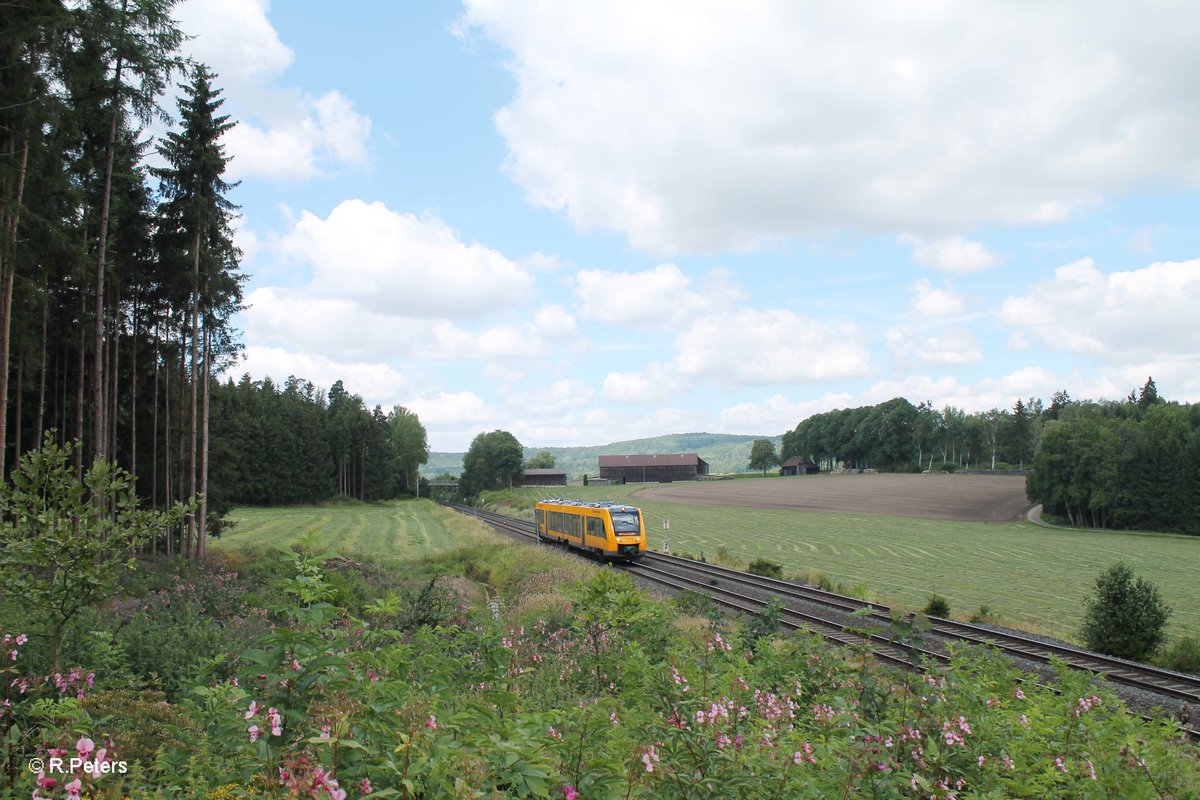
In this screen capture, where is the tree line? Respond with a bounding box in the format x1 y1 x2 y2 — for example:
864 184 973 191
1 3 437 554
206 376 430 520
2 1 241 558
780 395 1045 473
1027 381 1199 534
779 380 1198 535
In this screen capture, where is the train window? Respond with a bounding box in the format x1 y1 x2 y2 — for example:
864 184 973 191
587 518 605 538
611 511 640 533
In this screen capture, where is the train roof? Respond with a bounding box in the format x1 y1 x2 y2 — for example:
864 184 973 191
536 498 641 513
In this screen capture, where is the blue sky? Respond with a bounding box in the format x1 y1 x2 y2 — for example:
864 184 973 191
173 0 1200 452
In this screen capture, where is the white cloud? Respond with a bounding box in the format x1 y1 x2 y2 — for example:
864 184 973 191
1126 224 1165 254
460 1 1200 252
718 392 854 434
241 287 428 362
224 90 372 181
901 234 1002 274
575 264 741 325
277 200 534 318
227 345 413 403
602 363 682 404
674 309 871 385
176 0 292 82
176 1 372 182
406 391 492 427
508 379 595 416
887 325 983 367
998 257 1200 363
909 278 965 318
600 307 871 402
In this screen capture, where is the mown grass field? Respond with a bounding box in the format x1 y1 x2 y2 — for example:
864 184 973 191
500 483 1200 644
214 498 479 561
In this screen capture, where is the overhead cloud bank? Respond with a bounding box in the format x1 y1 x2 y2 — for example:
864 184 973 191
277 200 534 318
177 0 372 181
999 258 1200 363
460 1 1200 252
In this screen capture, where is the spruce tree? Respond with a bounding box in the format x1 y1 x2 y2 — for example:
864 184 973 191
153 63 239 558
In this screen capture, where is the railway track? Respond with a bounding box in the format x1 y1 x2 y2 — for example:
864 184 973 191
447 503 1200 737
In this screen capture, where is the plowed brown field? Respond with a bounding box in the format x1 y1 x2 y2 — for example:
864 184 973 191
636 473 1031 522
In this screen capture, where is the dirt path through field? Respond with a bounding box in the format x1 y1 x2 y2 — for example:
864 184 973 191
634 473 1031 522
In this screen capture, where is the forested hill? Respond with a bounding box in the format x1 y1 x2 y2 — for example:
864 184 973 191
423 432 783 479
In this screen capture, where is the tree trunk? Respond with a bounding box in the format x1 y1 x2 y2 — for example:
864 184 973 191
108 286 119 466
163 355 172 557
0 137 29 480
187 228 200 559
129 299 137 481
13 361 22 464
36 282 47 449
198 321 210 558
74 295 85 479
178 324 188 556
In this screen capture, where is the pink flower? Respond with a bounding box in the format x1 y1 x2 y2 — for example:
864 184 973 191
89 749 108 778
245 700 259 720
563 785 580 800
75 736 95 758
1055 756 1068 774
359 778 373 794
425 714 438 729
641 745 659 772
64 778 82 799
268 707 283 736
249 724 261 742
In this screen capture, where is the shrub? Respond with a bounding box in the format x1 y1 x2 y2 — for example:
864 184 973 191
1155 637 1200 676
969 602 994 623
81 688 203 770
747 558 783 579
672 590 714 616
924 593 951 618
1081 562 1171 661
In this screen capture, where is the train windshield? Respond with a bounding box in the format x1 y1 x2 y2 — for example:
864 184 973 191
610 511 640 533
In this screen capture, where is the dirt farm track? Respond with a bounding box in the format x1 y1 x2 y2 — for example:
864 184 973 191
635 473 1032 523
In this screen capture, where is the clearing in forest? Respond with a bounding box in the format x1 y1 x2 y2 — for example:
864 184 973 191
214 499 469 560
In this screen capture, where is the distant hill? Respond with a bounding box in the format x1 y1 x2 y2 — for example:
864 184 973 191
422 432 784 480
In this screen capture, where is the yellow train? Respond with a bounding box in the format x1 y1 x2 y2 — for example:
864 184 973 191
534 499 647 559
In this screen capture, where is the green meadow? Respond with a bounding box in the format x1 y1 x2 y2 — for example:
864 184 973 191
214 498 477 561
499 485 1200 644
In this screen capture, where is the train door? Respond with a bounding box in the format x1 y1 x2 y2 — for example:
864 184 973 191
586 516 606 552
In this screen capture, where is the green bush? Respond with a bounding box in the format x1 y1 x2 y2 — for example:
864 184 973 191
747 558 783 579
924 593 951 618
672 589 715 616
1081 562 1171 661
1154 636 1200 676
969 602 994 623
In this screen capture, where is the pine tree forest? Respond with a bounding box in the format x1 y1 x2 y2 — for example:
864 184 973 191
1 1 431 558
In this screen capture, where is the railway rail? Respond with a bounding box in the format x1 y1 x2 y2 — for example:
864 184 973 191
447 503 1200 738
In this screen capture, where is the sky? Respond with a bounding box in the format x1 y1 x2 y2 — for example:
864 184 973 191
171 0 1200 452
